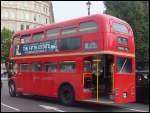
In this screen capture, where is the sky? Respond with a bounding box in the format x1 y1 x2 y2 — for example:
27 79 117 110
52 1 106 23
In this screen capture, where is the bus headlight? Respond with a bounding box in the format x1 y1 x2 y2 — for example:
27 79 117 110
123 92 128 98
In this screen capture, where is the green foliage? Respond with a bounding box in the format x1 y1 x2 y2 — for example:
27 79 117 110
1 28 13 63
104 1 149 63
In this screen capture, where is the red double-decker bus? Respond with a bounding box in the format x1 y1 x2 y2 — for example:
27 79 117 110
9 14 136 105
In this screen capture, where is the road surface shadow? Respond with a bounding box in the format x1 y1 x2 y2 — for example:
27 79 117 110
16 95 122 112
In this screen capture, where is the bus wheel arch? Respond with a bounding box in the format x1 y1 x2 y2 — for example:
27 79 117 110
58 82 75 106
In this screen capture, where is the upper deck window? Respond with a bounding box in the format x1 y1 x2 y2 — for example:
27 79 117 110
59 36 80 51
46 28 60 39
62 27 77 36
13 36 20 45
79 21 97 34
112 23 129 34
21 35 31 44
117 36 128 45
84 42 98 50
32 32 44 41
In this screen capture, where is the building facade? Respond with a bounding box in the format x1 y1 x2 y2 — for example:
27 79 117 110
1 1 54 32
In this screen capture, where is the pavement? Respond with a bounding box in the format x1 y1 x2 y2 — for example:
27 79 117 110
1 80 149 112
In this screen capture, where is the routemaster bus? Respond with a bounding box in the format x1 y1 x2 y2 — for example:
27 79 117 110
9 14 136 105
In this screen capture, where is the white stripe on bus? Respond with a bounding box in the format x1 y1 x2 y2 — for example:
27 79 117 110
11 51 135 60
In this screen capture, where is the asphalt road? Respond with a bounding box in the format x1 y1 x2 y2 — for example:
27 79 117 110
1 80 149 112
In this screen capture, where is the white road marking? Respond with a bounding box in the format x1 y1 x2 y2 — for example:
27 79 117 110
1 103 21 112
39 105 66 112
121 107 148 112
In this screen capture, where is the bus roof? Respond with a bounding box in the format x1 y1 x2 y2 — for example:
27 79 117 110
14 14 130 36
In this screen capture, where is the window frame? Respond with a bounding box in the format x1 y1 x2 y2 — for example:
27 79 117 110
84 41 98 50
59 36 81 52
19 63 30 72
79 21 98 34
13 36 21 45
116 57 132 74
61 26 78 37
117 36 128 45
26 25 30 29
60 61 76 73
20 34 31 44
46 28 60 40
84 60 92 73
32 32 45 42
32 62 43 72
112 22 129 35
20 24 24 30
44 62 57 73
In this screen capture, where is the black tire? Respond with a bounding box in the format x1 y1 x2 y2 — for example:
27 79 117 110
9 81 17 97
59 85 75 106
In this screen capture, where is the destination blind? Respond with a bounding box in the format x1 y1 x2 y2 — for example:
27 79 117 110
15 40 58 55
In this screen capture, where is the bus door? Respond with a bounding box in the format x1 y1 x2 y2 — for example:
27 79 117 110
83 60 93 89
92 56 101 101
114 56 136 103
92 55 114 101
84 55 102 101
92 55 106 101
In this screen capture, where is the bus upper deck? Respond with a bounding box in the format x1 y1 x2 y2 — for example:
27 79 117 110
10 14 135 60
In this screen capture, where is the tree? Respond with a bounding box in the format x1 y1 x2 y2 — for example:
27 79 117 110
1 28 13 77
104 1 149 63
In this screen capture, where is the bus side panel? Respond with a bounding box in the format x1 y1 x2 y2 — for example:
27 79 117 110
52 73 92 101
114 56 136 103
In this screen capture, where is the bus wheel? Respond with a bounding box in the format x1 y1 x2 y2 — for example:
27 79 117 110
9 82 16 97
59 85 75 106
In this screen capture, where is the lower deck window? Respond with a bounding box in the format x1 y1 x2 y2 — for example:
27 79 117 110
32 63 42 72
44 63 57 72
60 62 76 72
20 64 29 72
116 57 132 73
84 61 91 72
